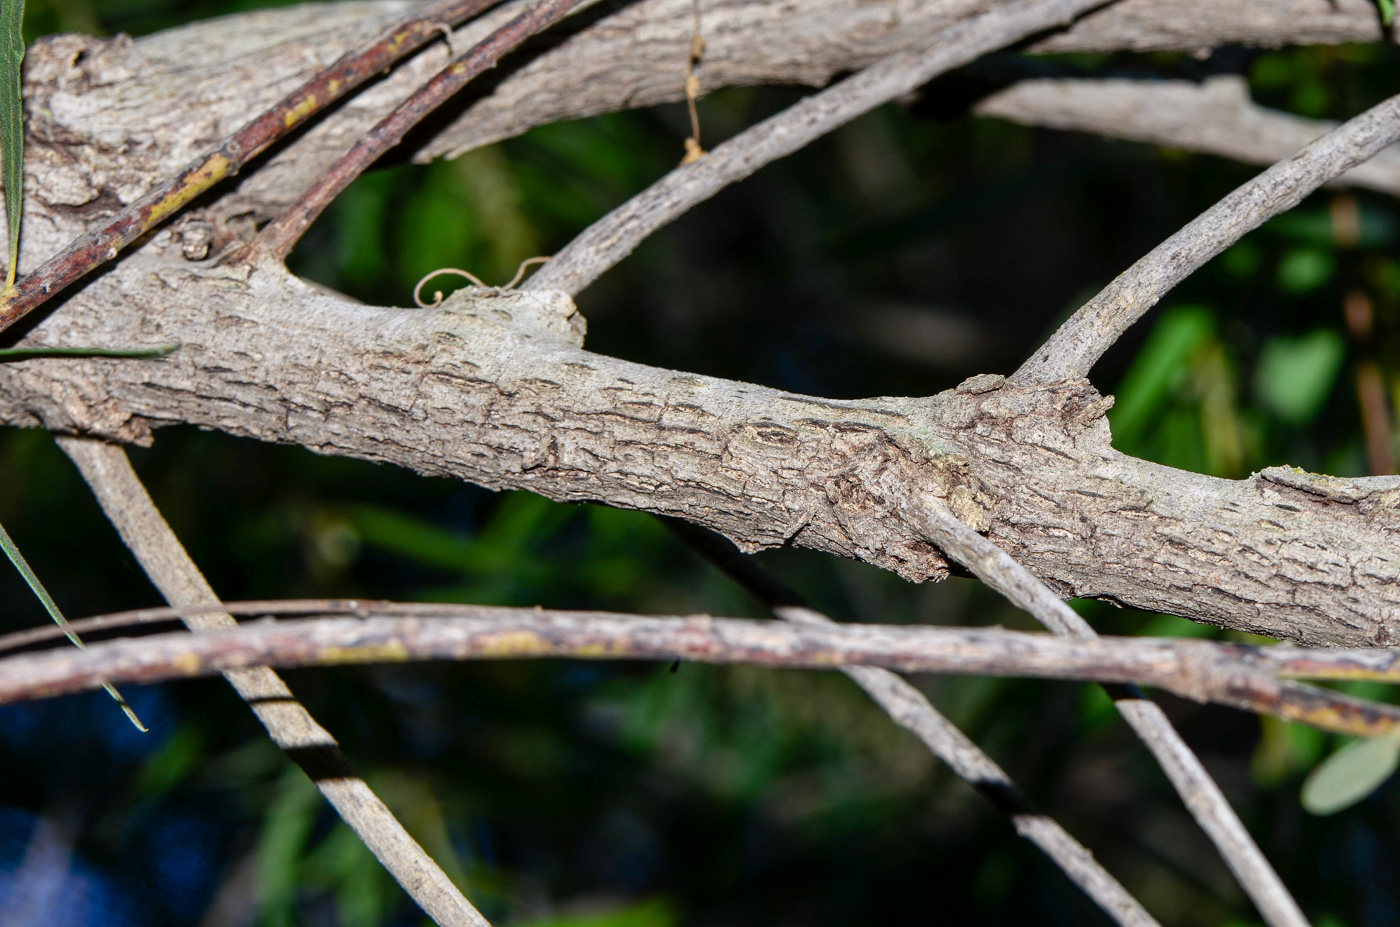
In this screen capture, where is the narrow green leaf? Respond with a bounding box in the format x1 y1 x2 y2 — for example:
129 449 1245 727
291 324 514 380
1301 733 1400 815
0 0 24 291
0 342 180 361
0 518 146 731
1381 0 1396 28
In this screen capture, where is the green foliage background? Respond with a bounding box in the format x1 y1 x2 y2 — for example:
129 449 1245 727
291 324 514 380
1 2 1399 926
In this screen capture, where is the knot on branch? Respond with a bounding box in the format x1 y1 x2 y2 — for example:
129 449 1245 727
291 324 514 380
436 286 586 346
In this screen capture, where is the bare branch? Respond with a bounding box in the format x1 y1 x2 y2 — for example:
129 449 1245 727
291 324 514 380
668 520 1160 927
975 75 1400 198
525 0 1118 296
909 500 1309 927
1011 90 1400 388
5 607 1400 745
56 437 491 927
10 594 1400 690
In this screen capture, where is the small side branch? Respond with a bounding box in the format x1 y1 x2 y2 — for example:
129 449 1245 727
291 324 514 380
1011 89 1400 387
524 0 1117 296
256 0 590 260
0 0 501 337
910 501 1309 927
56 437 491 927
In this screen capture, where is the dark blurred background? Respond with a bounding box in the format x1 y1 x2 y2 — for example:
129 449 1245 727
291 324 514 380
2 1 1399 925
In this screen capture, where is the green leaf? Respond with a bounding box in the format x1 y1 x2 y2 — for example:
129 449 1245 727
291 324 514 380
0 342 179 361
1277 248 1336 294
1380 0 1396 27
1301 734 1400 815
1108 305 1213 444
1253 330 1345 424
0 517 146 730
1 0 23 291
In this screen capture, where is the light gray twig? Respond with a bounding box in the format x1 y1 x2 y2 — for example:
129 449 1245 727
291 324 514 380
911 500 1309 927
784 605 1160 927
524 0 1118 296
666 519 1158 926
56 436 490 927
976 75 1400 198
1010 89 1400 387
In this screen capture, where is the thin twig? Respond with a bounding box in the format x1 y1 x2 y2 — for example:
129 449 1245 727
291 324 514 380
9 596 1400 691
3 609 1400 744
523 0 1119 296
666 520 1160 927
910 500 1309 927
255 0 591 261
0 0 501 338
974 75 1400 198
1010 89 1400 387
55 437 490 927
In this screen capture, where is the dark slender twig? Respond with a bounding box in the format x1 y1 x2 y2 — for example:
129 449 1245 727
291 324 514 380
57 437 490 927
1010 89 1400 387
0 0 501 337
255 0 590 261
524 0 1118 296
910 499 1309 927
666 519 1161 927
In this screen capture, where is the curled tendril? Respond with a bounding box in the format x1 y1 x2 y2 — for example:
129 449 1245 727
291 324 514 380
412 256 552 308
503 255 551 289
413 268 487 307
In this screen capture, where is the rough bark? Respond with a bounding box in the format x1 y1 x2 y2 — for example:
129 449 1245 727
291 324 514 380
5 255 1399 647
4 3 1399 649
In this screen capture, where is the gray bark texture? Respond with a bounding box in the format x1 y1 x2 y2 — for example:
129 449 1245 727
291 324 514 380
4 1 1399 648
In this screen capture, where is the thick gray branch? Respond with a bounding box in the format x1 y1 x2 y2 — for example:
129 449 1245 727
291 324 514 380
4 260 1399 647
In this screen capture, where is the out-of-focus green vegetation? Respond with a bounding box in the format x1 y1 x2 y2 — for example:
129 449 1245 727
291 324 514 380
1 2 1400 926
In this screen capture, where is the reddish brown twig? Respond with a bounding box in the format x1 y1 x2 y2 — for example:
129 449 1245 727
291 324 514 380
256 0 588 261
0 0 500 337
